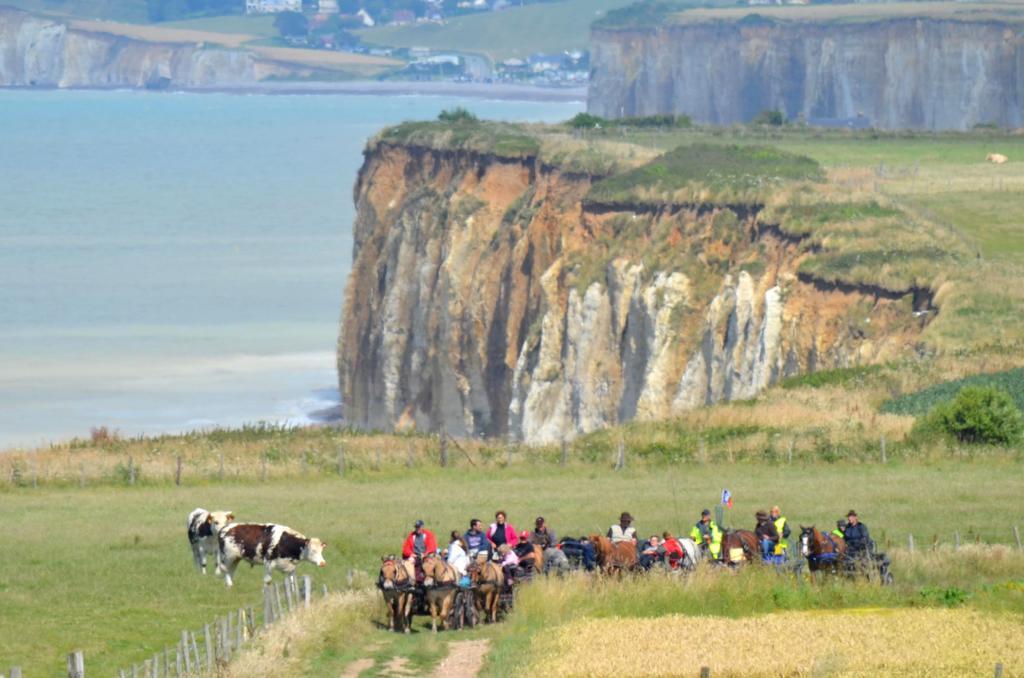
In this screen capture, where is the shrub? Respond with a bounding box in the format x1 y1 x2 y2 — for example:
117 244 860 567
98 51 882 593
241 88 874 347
568 112 607 129
752 109 786 126
914 386 1023 445
437 107 479 124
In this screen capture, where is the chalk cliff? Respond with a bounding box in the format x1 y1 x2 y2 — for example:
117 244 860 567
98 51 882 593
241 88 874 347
338 123 943 442
0 8 315 88
589 12 1024 130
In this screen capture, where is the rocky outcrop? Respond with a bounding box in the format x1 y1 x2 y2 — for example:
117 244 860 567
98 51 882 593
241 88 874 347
589 15 1024 130
338 132 930 443
0 8 317 88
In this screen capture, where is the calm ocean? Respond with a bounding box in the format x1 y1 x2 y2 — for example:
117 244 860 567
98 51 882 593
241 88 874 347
0 90 581 450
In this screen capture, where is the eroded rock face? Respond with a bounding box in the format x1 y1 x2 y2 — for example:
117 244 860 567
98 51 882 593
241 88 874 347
589 17 1024 130
0 8 309 88
338 142 925 443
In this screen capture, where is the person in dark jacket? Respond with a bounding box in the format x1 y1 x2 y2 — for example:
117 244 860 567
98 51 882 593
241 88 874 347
754 510 779 561
465 518 492 561
843 510 871 557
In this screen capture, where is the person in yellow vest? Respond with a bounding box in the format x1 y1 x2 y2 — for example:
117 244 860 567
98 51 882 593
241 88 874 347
770 505 790 563
832 519 847 540
689 509 722 560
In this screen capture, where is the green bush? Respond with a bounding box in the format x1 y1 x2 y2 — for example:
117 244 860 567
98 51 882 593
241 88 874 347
914 386 1023 445
881 368 1024 416
752 109 786 126
568 112 607 129
437 107 479 124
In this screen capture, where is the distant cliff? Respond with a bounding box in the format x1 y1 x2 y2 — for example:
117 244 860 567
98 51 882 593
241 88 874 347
589 10 1024 130
0 8 320 88
337 122 952 443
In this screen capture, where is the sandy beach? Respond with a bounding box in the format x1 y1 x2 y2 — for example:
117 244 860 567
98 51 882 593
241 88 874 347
181 80 588 102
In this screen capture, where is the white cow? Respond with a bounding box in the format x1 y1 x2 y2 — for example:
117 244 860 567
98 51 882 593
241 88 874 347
187 508 235 574
217 523 327 588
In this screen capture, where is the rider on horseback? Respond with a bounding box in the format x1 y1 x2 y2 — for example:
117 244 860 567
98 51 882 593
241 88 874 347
755 510 780 562
608 512 637 544
690 509 722 559
771 505 791 562
402 519 438 584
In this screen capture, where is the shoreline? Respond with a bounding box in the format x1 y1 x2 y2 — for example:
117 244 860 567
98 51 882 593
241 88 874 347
2 80 589 103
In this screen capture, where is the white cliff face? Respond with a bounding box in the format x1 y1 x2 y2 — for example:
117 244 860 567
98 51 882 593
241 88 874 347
589 18 1024 130
0 8 310 88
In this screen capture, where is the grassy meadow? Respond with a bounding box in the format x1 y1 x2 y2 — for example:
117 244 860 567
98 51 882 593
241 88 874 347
2 456 1024 675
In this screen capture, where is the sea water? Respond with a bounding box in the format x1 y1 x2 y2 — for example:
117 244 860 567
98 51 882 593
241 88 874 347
0 89 582 449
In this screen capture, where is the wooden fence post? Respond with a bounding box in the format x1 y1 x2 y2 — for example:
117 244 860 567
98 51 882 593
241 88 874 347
67 650 84 678
263 586 274 626
246 606 256 639
787 439 794 465
322 583 329 598
204 624 214 672
174 456 182 486
128 456 135 485
954 531 960 551
79 462 85 489
908 534 915 552
880 436 887 464
284 578 295 612
10 667 23 678
261 451 268 482
439 425 449 468
1013 526 1022 550
615 438 625 470
303 575 312 609
181 631 191 674
237 608 245 647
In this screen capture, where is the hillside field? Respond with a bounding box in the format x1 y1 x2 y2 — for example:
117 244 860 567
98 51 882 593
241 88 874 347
2 456 1023 675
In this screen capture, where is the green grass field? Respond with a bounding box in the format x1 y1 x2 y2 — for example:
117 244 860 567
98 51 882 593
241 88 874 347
357 0 636 61
2 459 1023 675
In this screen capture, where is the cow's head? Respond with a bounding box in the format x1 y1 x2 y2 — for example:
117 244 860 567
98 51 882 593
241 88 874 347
304 538 327 568
207 511 235 533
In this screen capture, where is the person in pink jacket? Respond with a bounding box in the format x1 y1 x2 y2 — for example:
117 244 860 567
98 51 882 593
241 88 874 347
488 510 516 550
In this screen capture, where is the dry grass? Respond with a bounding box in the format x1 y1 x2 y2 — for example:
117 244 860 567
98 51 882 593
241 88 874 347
531 607 1023 676
225 590 376 678
251 46 401 70
68 19 258 47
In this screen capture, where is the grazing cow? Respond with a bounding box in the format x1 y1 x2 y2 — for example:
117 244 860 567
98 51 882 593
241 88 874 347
987 153 1009 164
187 508 235 574
218 523 327 588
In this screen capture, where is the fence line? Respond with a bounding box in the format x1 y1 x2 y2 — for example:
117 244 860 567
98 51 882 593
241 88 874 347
101 575 326 678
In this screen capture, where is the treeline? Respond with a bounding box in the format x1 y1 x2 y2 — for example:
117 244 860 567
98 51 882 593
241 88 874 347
568 112 694 129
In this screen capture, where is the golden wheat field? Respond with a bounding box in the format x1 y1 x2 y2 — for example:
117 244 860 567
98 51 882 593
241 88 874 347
532 608 1023 677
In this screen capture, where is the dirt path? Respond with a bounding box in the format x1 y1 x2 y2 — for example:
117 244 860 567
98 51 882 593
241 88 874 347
340 657 374 678
430 639 490 678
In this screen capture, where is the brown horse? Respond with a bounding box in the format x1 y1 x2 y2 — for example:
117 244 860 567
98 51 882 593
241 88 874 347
421 552 458 632
799 526 846 575
468 559 504 623
720 529 759 565
378 556 416 633
589 534 638 576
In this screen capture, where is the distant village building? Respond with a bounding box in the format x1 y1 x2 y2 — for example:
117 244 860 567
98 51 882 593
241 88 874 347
246 0 300 13
318 0 339 14
356 8 375 26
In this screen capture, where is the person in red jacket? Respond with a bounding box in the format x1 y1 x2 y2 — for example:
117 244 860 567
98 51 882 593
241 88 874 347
401 519 438 560
661 531 685 569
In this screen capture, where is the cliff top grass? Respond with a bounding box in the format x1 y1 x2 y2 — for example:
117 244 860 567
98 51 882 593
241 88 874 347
595 0 1024 30
585 142 825 206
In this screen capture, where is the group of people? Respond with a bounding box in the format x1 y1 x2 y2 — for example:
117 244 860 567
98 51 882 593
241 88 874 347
398 506 876 584
401 511 579 587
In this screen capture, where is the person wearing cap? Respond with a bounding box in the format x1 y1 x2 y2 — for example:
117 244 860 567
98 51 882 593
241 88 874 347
608 512 637 544
488 510 517 550
531 517 569 575
754 510 779 562
513 530 538 574
832 519 847 540
770 505 791 562
843 510 871 557
465 518 492 562
401 519 438 560
690 509 722 559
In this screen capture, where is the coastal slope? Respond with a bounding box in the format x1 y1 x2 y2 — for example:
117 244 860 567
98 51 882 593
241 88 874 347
588 4 1024 130
337 122 955 442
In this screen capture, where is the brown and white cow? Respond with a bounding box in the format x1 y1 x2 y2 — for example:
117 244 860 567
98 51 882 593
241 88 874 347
217 523 327 588
187 508 235 574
